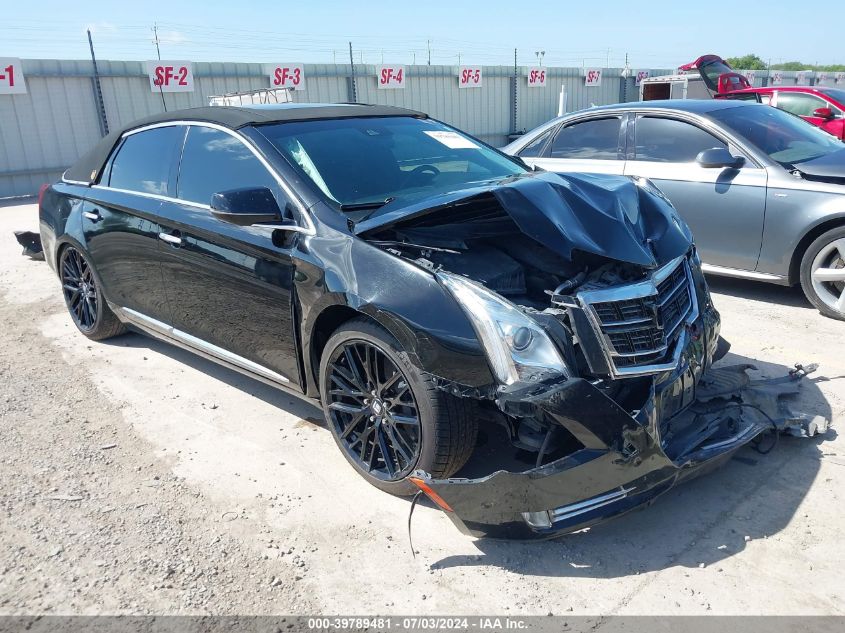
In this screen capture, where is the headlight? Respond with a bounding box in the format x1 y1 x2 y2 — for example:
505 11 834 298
437 272 569 385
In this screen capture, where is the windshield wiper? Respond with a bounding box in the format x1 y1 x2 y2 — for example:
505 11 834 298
339 197 395 212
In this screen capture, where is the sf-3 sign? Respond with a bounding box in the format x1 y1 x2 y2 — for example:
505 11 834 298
146 61 194 93
268 64 304 90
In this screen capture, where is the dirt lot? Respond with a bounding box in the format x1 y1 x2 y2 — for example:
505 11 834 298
2 199 844 616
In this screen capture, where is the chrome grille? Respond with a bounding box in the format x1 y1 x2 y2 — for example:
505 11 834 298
576 256 697 377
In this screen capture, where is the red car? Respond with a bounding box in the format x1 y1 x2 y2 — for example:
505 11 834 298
720 86 845 140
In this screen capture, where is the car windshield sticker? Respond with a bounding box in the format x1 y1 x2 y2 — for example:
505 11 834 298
424 131 479 149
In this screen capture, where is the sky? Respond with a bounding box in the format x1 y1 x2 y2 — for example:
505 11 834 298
2 0 841 69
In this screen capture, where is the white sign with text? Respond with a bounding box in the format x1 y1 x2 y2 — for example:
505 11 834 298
0 58 26 94
526 67 546 88
771 72 783 85
377 65 405 89
635 70 650 86
584 68 602 86
458 66 482 88
268 64 305 90
146 60 194 92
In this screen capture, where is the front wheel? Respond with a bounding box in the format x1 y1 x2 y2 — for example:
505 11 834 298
319 318 477 496
800 227 845 321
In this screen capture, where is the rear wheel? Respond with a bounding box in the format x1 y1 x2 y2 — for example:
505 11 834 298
59 246 126 340
319 318 477 496
800 227 845 321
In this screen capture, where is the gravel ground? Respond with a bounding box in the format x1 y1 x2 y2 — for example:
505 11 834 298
1 199 844 616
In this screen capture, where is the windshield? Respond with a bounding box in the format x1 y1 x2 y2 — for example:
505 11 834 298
708 104 845 166
258 116 525 210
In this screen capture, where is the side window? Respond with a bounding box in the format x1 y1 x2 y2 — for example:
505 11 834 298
549 117 621 159
776 93 827 117
634 116 726 162
177 127 279 206
518 128 554 158
109 126 182 195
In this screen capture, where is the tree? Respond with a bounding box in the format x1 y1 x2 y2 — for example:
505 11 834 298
726 54 768 70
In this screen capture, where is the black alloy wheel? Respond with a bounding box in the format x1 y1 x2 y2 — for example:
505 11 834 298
60 246 99 332
325 340 422 482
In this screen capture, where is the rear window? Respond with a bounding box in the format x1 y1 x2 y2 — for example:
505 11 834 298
108 126 182 195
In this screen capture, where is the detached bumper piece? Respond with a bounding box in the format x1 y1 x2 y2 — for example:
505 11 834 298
411 363 823 539
14 231 44 260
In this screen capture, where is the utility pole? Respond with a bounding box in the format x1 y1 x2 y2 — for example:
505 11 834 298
606 48 610 67
458 53 461 65
348 41 357 103
511 48 518 136
427 39 431 65
152 22 162 60
87 29 109 136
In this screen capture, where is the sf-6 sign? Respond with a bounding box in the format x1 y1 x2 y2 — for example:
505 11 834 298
268 64 304 90
377 65 405 89
458 66 482 88
145 61 194 93
0 58 26 94
527 68 546 88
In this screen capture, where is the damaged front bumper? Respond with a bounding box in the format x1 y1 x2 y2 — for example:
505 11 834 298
412 359 821 540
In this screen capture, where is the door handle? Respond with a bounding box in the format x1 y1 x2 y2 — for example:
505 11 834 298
158 231 183 246
82 209 102 222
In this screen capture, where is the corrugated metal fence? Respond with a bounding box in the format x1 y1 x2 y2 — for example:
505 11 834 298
0 59 828 197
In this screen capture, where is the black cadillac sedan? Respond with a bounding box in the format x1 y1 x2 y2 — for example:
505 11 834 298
41 104 778 538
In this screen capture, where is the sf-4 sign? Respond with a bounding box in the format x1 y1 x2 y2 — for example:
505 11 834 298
458 67 482 88
269 64 304 90
0 58 26 95
146 61 194 93
584 68 602 86
377 66 405 89
527 68 546 88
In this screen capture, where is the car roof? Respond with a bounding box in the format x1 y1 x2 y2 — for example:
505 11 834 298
570 99 752 116
64 103 427 185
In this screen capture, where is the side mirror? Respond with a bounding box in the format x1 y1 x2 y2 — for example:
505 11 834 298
813 107 834 120
210 187 282 226
696 147 744 169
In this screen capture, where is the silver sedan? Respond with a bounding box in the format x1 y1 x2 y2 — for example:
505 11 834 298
503 99 845 320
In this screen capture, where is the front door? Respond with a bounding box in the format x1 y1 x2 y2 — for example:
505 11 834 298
624 114 767 272
156 124 302 386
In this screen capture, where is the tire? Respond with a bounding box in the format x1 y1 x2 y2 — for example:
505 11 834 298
319 317 477 496
59 245 126 341
799 226 845 321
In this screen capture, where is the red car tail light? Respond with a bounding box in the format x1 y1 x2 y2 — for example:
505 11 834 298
37 183 50 208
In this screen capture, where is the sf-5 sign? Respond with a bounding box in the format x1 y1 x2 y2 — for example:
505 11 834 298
527 68 546 88
0 58 26 95
458 66 482 88
584 68 602 86
268 64 304 90
377 66 405 89
146 61 194 93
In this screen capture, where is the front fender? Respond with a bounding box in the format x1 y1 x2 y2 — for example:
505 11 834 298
294 232 495 397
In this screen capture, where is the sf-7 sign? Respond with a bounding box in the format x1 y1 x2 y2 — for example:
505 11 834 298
584 68 602 86
145 61 194 93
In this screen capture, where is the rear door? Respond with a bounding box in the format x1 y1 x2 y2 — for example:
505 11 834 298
623 114 767 271
156 124 302 386
525 115 626 175
83 125 181 321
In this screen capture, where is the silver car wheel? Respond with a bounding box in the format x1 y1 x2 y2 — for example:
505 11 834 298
810 237 845 315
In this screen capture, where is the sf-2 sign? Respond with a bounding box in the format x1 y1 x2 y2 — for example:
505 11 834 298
146 61 194 93
0 58 26 94
377 65 405 89
458 67 482 88
268 64 304 90
527 68 546 88
584 68 602 86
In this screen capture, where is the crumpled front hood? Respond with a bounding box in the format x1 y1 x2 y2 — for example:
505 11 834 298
355 171 692 268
